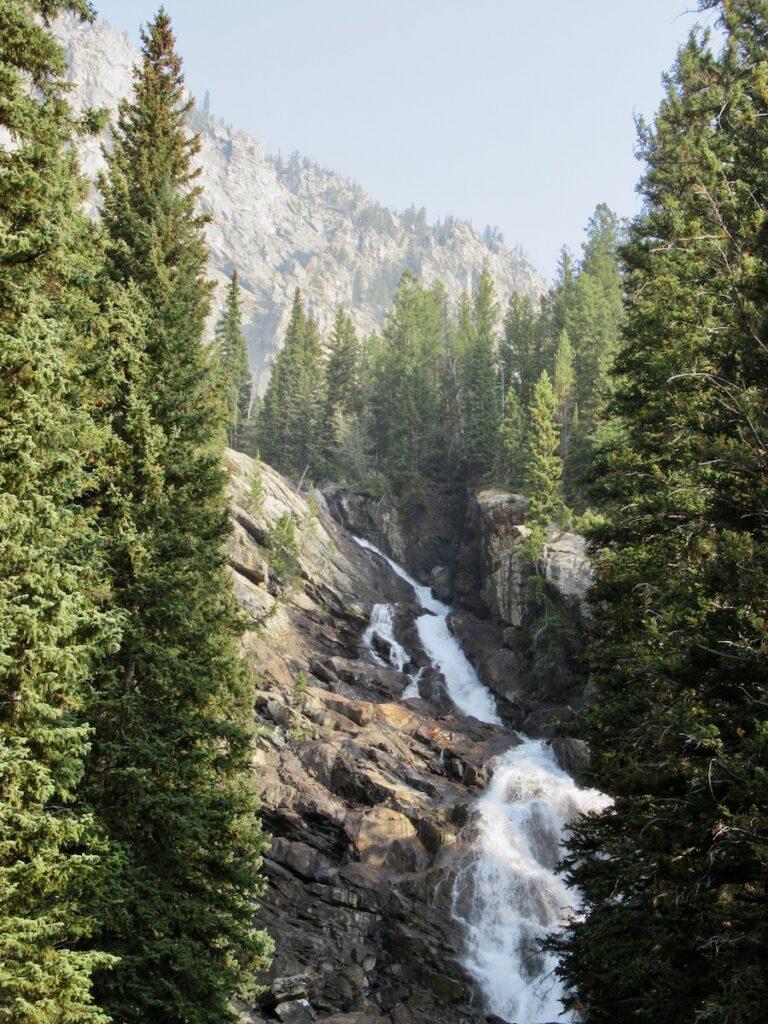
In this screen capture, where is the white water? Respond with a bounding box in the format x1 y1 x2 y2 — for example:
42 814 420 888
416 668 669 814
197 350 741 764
363 603 411 672
453 744 611 1022
354 536 501 725
353 534 611 1023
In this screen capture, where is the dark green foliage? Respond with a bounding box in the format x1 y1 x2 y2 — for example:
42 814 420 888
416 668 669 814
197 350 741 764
86 12 271 1022
267 511 301 587
0 4 116 1019
322 307 360 472
523 371 566 545
259 289 325 480
216 269 251 448
550 8 768 1021
460 269 501 478
498 386 526 488
501 292 547 407
369 271 450 482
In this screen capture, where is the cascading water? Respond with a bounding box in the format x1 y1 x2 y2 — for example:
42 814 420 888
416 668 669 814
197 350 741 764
353 535 610 1024
355 537 500 725
452 744 610 1022
363 603 411 672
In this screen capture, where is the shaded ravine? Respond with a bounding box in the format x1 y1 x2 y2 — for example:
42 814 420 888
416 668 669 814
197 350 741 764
353 536 609 1024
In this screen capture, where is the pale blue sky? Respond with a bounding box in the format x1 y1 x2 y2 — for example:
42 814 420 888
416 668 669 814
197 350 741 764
91 1 721 281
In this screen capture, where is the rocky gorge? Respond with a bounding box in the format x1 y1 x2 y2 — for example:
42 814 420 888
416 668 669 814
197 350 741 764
228 452 601 1024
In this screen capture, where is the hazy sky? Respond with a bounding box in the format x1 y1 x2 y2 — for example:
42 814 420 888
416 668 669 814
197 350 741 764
90 1 721 281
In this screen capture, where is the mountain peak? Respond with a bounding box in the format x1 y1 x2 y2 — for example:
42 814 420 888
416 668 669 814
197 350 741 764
56 13 545 389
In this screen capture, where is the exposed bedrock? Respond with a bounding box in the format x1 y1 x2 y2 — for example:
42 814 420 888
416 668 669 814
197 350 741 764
227 453 512 1024
321 480 594 754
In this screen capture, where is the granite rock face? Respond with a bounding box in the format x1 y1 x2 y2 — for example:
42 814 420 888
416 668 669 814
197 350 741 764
54 14 545 391
322 483 467 586
226 451 510 1024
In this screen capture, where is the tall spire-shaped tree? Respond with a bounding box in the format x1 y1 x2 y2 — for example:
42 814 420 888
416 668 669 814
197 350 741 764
216 269 251 447
524 370 565 543
87 11 271 1022
0 3 116 1020
462 268 501 478
551 7 768 1021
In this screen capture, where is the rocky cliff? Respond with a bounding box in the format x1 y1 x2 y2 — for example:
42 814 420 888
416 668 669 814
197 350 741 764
227 451 520 1024
54 14 545 390
323 483 593 757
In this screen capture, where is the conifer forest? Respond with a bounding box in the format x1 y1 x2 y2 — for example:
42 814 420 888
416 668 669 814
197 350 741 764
0 3 766 1024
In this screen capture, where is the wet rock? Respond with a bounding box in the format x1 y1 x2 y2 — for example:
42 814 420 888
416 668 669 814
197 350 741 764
323 483 468 585
417 669 454 714
550 736 591 775
522 705 575 740
327 657 408 701
446 611 526 725
430 565 453 603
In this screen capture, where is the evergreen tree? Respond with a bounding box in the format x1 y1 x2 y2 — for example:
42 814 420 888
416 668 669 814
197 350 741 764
0 4 116 1020
216 269 251 448
87 12 271 1022
325 308 359 419
552 328 575 452
501 292 542 407
523 371 565 543
551 8 768 1021
322 307 360 474
461 268 501 478
565 204 624 420
259 288 325 479
372 272 448 482
499 385 527 489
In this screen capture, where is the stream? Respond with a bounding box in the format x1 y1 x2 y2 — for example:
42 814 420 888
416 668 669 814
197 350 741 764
354 536 610 1024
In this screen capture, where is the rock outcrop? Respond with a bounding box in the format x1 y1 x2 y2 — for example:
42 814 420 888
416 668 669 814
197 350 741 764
322 482 467 586
324 481 595 751
449 489 593 718
226 452 511 1024
54 14 545 391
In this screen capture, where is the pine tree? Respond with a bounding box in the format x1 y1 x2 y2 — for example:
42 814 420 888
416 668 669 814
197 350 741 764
565 204 624 421
0 4 116 1020
321 308 361 476
498 385 527 489
461 268 501 478
551 8 768 1021
523 371 565 544
86 12 271 1022
259 288 325 480
501 292 542 407
216 269 251 448
552 328 575 452
372 272 449 483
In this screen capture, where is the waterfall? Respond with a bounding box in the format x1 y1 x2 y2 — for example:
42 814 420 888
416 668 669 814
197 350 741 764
354 537 500 725
353 535 610 1024
363 603 411 672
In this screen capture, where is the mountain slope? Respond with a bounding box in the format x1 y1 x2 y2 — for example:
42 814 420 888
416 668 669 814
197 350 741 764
55 14 545 390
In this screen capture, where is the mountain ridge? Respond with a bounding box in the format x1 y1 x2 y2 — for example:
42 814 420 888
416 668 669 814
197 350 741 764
56 13 545 391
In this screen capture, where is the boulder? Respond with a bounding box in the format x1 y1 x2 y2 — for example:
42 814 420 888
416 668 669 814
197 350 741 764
275 1000 316 1023
522 705 575 739
429 565 453 603
542 532 593 607
550 737 591 775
